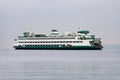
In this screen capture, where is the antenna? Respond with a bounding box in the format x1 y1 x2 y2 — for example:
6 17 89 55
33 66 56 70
30 27 32 32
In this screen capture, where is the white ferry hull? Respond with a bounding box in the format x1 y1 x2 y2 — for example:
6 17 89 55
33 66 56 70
13 29 103 50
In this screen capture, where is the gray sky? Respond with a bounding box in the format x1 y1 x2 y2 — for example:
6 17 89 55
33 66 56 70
0 0 120 49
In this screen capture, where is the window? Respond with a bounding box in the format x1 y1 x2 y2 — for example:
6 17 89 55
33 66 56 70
73 41 76 43
80 41 83 43
63 41 65 43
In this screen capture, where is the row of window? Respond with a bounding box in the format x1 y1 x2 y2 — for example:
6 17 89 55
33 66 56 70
19 38 75 40
19 41 83 43
20 44 66 47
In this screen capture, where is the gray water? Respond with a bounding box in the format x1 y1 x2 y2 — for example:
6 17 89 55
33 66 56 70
0 45 120 80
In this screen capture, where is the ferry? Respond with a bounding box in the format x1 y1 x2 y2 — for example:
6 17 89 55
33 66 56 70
13 29 103 50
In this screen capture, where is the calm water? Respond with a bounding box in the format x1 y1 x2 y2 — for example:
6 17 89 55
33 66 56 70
0 45 120 80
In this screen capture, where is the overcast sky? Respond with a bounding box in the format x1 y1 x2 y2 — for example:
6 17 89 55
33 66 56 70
0 0 120 49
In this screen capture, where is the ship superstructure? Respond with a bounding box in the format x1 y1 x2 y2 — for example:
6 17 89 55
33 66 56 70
13 29 103 50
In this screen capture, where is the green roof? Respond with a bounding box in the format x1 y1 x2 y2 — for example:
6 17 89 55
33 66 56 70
77 30 90 34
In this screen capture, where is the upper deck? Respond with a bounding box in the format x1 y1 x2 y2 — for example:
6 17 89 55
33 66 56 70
16 29 98 40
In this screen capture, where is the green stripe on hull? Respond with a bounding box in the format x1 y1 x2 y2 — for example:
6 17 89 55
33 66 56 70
14 45 102 50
